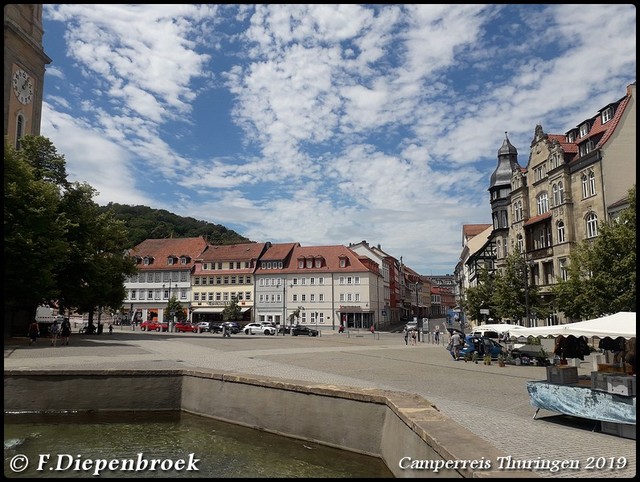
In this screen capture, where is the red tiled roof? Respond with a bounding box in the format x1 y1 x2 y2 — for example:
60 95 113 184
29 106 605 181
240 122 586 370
287 245 375 273
199 242 267 262
524 212 552 227
598 95 630 148
259 242 299 261
463 224 492 238
129 237 208 271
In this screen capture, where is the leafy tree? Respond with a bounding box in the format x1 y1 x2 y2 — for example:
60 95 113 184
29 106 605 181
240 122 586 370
492 249 548 324
55 182 137 327
552 185 636 318
461 267 495 323
18 136 69 187
222 296 242 321
166 296 187 322
4 141 69 334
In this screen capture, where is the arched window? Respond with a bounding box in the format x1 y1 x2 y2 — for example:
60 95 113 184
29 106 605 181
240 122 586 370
517 234 524 253
581 174 589 198
586 212 598 238
588 171 596 196
16 113 25 149
556 220 566 243
536 193 549 215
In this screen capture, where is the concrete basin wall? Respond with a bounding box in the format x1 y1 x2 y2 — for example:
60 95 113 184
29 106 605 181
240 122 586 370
4 369 537 478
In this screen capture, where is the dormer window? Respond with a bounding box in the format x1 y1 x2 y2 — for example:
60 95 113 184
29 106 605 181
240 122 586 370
567 132 576 143
314 258 322 268
339 257 348 268
579 123 589 138
601 107 613 124
305 258 312 268
298 259 304 268
167 256 176 265
180 256 188 265
143 256 152 265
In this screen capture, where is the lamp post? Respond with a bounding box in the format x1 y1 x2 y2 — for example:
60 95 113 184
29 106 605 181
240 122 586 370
315 312 318 336
281 278 286 336
415 282 421 342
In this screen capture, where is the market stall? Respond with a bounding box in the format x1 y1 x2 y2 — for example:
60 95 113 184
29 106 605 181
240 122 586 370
521 312 636 439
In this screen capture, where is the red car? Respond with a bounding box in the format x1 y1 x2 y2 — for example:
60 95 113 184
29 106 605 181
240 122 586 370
140 320 168 332
174 322 198 333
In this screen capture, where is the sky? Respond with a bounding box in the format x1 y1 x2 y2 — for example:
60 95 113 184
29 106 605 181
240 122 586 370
40 4 636 275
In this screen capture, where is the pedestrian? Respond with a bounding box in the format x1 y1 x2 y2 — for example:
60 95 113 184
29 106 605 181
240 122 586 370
403 326 409 345
50 319 60 346
370 324 375 334
434 330 440 345
222 324 230 338
450 331 462 360
338 324 344 334
108 323 113 335
60 319 71 346
411 329 417 346
28 321 40 346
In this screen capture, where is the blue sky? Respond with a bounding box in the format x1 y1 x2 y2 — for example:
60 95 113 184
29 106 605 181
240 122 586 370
40 4 636 275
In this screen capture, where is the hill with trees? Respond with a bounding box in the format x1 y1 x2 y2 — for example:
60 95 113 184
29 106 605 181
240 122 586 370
98 203 251 248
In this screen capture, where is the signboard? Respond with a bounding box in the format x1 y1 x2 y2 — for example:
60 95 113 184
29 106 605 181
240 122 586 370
480 309 490 315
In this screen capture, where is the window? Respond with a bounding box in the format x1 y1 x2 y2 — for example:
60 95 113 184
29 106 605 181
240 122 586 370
513 200 523 222
315 258 322 268
567 132 575 143
586 212 598 238
517 234 524 253
601 107 612 124
155 290 161 300
301 294 306 302
180 256 187 265
310 294 315 302
354 276 360 284
194 293 200 301
339 277 345 285
319 293 324 301
147 290 153 299
168 257 174 265
557 221 566 243
306 259 312 268
293 294 298 302
339 258 346 268
559 258 568 281
579 123 589 138
589 171 596 196
298 260 304 268
16 114 25 149
534 164 546 182
318 277 324 285
143 257 150 266
536 193 549 215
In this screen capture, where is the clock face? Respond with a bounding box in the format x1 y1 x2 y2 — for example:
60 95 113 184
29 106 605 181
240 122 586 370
12 69 34 105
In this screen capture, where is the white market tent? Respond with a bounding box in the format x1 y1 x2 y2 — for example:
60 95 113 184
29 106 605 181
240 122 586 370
514 312 636 339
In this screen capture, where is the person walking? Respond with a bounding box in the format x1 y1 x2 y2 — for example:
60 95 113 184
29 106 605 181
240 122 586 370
450 331 462 360
60 319 71 346
108 323 113 335
411 329 417 346
370 324 375 334
28 321 40 346
50 319 60 346
403 326 409 345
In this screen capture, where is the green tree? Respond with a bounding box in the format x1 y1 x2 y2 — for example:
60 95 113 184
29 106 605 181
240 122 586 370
552 185 636 318
492 250 548 324
4 141 70 334
166 296 187 323
222 296 242 321
461 267 495 323
55 182 137 327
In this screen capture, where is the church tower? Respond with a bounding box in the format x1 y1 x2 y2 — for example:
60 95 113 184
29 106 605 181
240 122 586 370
4 4 51 148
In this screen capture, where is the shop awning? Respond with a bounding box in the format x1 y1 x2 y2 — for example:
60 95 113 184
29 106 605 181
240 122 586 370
240 307 252 313
339 305 370 313
192 307 225 313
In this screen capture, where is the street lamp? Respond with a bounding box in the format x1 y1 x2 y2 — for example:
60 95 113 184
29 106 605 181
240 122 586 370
280 278 286 336
415 282 421 342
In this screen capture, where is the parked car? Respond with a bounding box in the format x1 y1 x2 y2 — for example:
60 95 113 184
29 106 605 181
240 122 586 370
174 322 198 333
244 322 276 336
291 325 319 337
140 320 168 332
196 321 210 332
453 334 505 359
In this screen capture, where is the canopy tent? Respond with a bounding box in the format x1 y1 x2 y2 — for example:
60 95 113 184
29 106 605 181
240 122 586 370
514 312 636 340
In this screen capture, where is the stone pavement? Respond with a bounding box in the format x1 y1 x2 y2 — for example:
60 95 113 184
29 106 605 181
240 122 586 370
4 328 636 478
